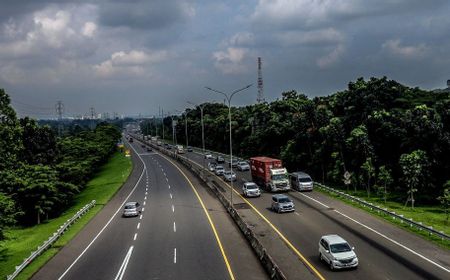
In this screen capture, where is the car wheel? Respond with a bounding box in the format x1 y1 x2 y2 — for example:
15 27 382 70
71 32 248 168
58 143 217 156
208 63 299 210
319 253 323 262
277 207 281 214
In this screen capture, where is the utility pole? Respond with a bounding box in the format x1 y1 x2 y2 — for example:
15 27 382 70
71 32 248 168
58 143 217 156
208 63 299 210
55 101 64 136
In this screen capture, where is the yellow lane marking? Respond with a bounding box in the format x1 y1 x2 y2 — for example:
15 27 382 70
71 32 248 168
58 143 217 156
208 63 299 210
185 155 326 280
159 153 235 280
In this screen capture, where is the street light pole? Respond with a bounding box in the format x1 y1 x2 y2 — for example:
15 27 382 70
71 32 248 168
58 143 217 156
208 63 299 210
205 84 252 207
188 101 206 169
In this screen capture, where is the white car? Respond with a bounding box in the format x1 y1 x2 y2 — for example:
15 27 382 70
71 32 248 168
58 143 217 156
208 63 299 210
123 202 141 217
319 234 358 270
204 153 213 159
242 182 260 197
214 165 225 176
236 161 250 171
223 170 237 182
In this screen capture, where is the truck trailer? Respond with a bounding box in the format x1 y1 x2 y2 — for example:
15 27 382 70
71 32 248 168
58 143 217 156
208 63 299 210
250 157 290 192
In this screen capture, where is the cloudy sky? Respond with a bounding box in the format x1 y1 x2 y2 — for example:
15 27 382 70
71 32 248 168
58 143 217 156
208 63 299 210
1 0 450 118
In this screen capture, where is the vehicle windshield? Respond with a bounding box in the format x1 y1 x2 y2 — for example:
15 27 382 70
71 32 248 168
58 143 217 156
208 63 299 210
299 178 312 183
272 174 287 181
246 184 257 189
330 243 352 253
124 205 136 209
278 197 291 203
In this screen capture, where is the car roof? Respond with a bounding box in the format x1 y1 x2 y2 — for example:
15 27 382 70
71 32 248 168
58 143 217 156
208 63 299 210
321 234 347 244
272 194 289 199
244 182 257 186
290 172 311 177
125 202 138 206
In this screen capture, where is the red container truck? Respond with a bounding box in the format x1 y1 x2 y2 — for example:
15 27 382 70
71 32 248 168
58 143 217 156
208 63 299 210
250 157 291 192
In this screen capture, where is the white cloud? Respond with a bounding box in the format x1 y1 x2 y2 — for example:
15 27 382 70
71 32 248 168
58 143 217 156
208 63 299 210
82 22 97 37
382 39 427 58
226 32 255 46
212 47 249 74
317 44 345 68
276 28 344 46
94 50 168 78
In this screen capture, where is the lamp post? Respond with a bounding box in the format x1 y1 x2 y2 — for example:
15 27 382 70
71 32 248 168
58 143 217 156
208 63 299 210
187 101 206 169
205 84 252 206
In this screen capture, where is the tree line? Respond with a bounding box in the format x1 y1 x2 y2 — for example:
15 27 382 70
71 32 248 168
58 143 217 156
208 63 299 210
143 77 450 208
0 89 121 240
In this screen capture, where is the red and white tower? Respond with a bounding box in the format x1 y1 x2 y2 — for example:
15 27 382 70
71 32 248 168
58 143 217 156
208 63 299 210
257 57 265 103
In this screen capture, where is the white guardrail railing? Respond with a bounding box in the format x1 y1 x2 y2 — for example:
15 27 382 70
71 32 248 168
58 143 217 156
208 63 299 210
7 200 96 280
315 183 450 241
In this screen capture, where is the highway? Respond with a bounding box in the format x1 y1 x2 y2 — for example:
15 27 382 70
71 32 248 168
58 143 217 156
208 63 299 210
32 140 267 280
174 146 450 280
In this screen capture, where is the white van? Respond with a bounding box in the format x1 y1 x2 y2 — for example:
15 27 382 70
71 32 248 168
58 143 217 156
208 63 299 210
289 172 313 191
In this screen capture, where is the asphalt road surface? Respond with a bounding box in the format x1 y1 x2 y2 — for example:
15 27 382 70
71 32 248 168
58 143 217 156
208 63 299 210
178 147 450 280
32 140 267 280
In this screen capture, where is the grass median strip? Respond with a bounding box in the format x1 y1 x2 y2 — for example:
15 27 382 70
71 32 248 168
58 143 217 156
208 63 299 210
0 152 132 280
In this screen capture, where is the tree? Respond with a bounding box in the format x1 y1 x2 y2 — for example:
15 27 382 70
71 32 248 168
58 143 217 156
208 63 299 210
437 182 450 223
0 193 21 240
377 166 393 204
399 150 429 208
360 157 375 197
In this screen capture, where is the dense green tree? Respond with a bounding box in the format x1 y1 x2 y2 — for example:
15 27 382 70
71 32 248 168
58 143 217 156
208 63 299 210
399 150 429 208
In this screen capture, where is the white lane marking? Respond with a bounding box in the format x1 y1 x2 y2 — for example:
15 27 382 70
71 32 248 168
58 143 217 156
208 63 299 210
144 196 147 200
143 201 146 206
174 248 177 264
170 193 173 199
114 246 134 280
58 142 146 280
173 222 176 232
137 223 140 229
164 172 166 177
166 177 169 182
295 212 300 216
133 233 137 241
142 207 145 212
139 215 143 220
172 205 175 213
145 191 148 195
168 185 171 189
298 193 330 208
300 193 450 273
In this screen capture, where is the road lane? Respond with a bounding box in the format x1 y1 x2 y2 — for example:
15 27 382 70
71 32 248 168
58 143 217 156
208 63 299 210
180 147 450 280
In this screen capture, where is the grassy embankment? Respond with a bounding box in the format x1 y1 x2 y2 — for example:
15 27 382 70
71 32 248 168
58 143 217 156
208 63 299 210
0 151 132 280
316 186 450 249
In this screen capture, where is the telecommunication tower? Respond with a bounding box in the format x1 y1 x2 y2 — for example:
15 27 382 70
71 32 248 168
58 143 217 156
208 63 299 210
257 57 264 103
55 101 64 136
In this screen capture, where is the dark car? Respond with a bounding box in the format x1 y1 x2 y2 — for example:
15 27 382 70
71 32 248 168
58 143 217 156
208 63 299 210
146 147 152 152
187 146 193 152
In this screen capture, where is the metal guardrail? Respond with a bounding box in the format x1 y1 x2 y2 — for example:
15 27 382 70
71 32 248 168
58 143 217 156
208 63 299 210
7 200 96 280
315 183 450 241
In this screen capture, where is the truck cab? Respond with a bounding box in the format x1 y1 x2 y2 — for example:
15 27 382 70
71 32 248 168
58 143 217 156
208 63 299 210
250 157 291 192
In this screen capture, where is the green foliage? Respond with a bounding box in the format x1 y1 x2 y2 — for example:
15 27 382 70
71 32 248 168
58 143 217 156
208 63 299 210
437 182 450 223
399 150 429 208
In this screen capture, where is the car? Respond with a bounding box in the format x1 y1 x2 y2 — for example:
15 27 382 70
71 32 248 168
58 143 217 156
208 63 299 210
242 182 261 197
236 161 250 171
271 194 295 213
187 146 193 152
216 155 225 163
228 158 239 168
214 165 225 176
223 170 237 182
141 144 145 148
290 172 314 191
319 234 358 270
123 202 141 217
146 147 152 152
166 145 172 150
208 162 217 172
204 153 213 159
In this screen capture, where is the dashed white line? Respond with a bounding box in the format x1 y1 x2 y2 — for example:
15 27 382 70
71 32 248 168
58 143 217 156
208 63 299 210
142 207 145 212
168 185 171 189
137 223 140 229
172 205 175 212
145 191 148 195
144 196 147 200
166 177 169 182
295 212 300 216
174 248 177 264
170 193 173 199
143 201 146 206
133 233 137 241
139 215 143 220
173 222 176 232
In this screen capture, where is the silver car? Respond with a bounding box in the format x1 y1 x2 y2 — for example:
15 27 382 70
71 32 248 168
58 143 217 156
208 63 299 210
236 161 250 171
223 170 237 182
214 165 225 176
123 202 141 217
242 182 261 197
271 194 295 213
319 234 358 270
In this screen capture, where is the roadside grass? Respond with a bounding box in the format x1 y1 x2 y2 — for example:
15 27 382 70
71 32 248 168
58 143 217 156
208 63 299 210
0 152 132 280
315 186 450 250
